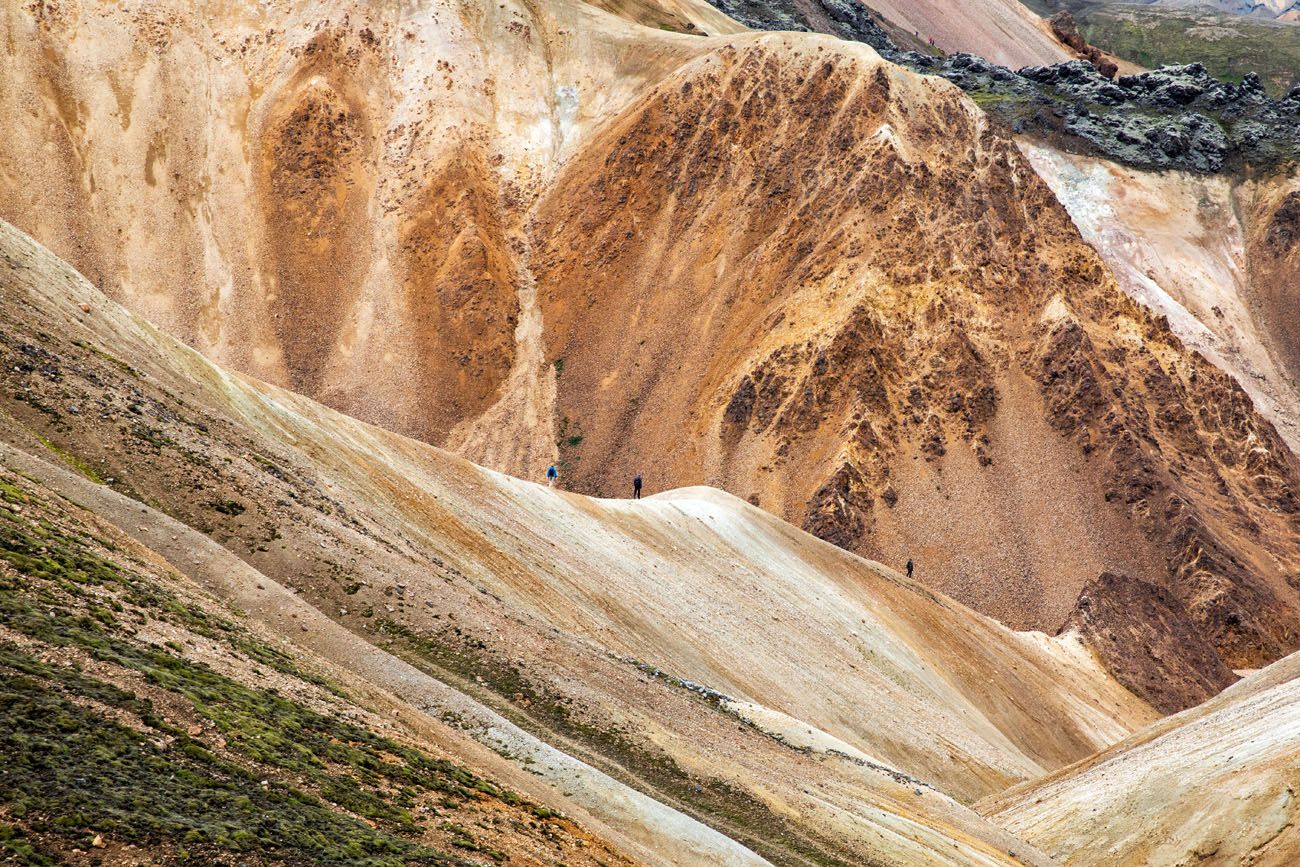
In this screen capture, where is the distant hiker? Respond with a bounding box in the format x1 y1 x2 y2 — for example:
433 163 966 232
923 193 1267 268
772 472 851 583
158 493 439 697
633 474 643 500
906 559 914 579
547 465 558 487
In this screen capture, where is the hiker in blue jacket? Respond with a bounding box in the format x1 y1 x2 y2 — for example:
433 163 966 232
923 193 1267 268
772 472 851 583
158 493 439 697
547 465 558 487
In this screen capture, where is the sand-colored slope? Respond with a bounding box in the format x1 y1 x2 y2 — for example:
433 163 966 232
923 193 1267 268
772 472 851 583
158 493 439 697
980 650 1300 865
0 218 1157 863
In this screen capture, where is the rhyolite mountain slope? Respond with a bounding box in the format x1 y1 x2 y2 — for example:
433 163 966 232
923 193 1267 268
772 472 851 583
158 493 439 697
980 646 1300 865
0 215 1166 864
1020 142 1300 451
863 0 1069 65
4 0 1300 714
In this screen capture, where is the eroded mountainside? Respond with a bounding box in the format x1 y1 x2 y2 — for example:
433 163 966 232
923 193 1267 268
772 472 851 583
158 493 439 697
3 0 1300 714
1021 142 1300 449
0 215 1163 865
531 36 1300 709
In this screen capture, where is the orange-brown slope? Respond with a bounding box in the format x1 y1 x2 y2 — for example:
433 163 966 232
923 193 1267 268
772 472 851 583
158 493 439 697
0 0 704 449
530 34 1300 710
1242 176 1300 416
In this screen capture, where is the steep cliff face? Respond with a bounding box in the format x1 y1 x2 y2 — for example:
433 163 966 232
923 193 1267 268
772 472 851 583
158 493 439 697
4 0 1300 711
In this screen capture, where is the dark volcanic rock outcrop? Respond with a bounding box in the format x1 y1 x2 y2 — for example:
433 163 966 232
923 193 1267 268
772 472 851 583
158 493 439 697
701 0 893 49
1063 572 1241 714
703 0 1300 173
912 55 1300 172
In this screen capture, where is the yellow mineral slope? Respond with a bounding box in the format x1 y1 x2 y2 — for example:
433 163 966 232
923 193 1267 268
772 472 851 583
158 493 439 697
0 0 709 452
0 218 1159 863
980 650 1300 865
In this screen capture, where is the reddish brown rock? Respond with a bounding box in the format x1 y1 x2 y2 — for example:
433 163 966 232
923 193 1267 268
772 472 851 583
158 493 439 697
1049 11 1087 53
1062 572 1239 713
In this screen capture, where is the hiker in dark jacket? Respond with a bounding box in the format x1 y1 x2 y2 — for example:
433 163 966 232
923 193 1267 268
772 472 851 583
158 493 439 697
906 559 914 579
633 474 643 499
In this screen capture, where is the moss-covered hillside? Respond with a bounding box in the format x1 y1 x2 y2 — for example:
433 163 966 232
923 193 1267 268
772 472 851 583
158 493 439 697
0 469 617 866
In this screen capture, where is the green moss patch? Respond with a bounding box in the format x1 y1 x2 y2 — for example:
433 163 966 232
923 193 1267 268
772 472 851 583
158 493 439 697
0 471 541 865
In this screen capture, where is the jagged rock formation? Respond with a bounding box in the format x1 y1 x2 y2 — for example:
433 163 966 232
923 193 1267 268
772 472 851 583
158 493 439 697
687 0 1299 172
916 54 1300 172
0 216 1163 864
1062 572 1238 713
1047 10 1118 78
980 647 1300 865
695 0 894 50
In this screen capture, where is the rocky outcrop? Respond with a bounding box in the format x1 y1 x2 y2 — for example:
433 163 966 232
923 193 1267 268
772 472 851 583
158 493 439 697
699 0 893 49
1063 572 1240 714
703 0 1299 173
915 54 1300 172
1048 11 1117 80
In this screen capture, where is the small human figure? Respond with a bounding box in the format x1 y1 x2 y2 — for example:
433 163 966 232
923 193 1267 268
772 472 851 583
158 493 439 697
547 465 558 487
633 474 643 500
906 558 914 579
